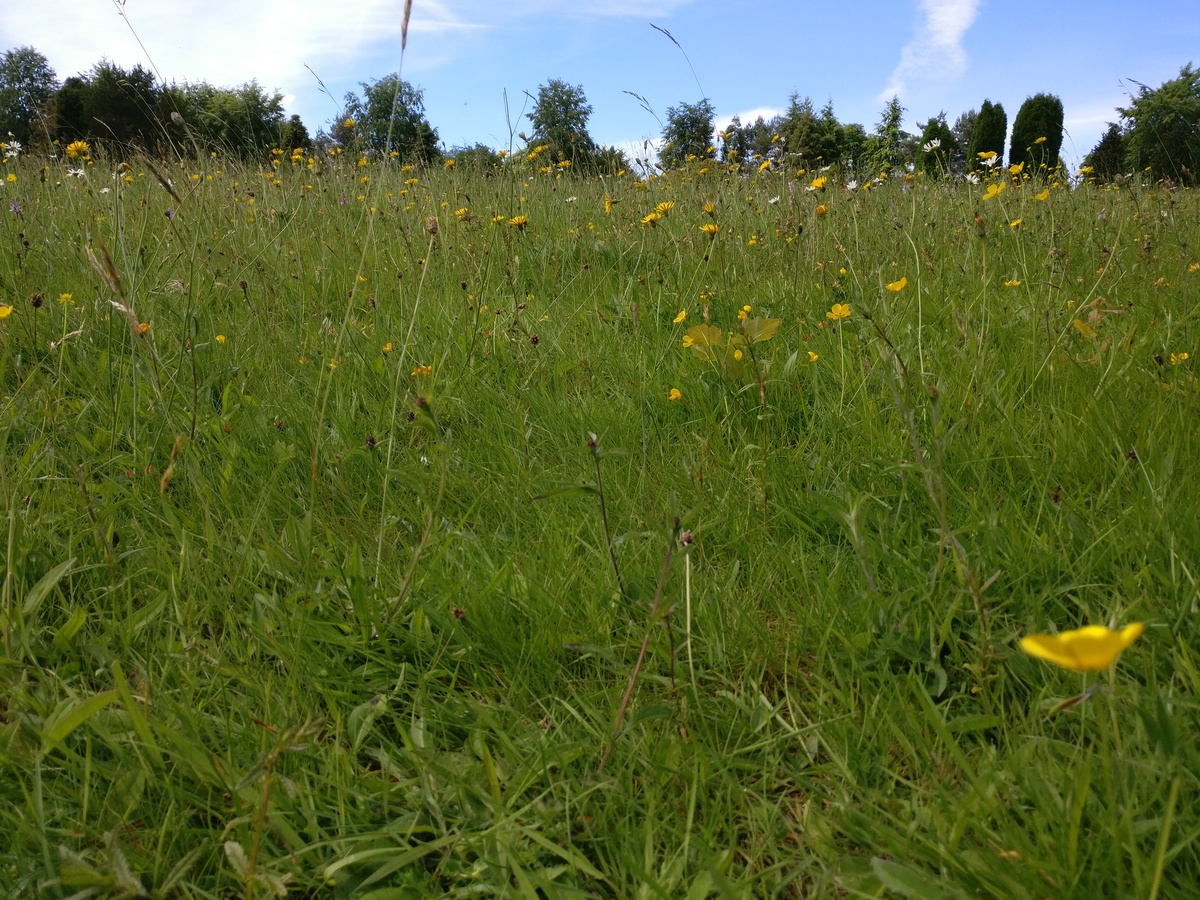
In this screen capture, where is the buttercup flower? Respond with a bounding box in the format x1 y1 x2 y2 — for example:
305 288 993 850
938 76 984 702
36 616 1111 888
668 388 682 401
673 309 687 324
1020 623 1144 672
808 351 819 362
827 303 850 321
0 305 13 319
886 277 907 292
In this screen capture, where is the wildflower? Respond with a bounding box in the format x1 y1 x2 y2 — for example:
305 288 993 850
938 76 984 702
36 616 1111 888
758 160 771 174
981 155 1001 168
922 138 941 152
215 334 226 344
343 118 356 128
454 207 470 222
412 365 432 376
443 158 455 168
603 193 615 215
1004 279 1022 287
702 201 715 217
1188 262 1200 274
808 351 819 362
977 150 997 160
827 303 850 321
57 293 73 304
699 223 718 238
815 204 827 216
1020 623 1144 672
654 200 674 216
682 334 696 349
1009 162 1025 175
1072 319 1098 339
1035 188 1050 201
5 173 15 183
885 277 907 293
383 342 393 353
767 195 780 205
1170 352 1189 365
1078 165 1094 175
738 305 752 320
1034 136 1047 144
1010 218 1022 228
668 388 682 401
508 214 528 229
983 183 1005 200
137 322 150 335
65 140 90 159
809 176 827 191
329 357 339 369
673 309 687 324
0 305 13 319
641 211 663 226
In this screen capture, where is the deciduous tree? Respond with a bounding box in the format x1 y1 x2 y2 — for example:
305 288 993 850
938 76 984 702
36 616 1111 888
0 46 57 145
660 98 715 170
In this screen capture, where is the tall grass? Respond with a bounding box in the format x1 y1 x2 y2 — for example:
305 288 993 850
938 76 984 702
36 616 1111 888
0 146 1197 897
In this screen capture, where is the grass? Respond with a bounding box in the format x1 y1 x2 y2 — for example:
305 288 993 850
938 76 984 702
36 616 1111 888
0 146 1197 897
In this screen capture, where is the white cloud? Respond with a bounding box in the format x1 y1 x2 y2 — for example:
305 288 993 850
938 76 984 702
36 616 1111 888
714 107 784 134
881 0 980 99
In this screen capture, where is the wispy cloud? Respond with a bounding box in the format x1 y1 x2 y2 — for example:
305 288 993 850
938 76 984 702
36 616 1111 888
881 0 980 99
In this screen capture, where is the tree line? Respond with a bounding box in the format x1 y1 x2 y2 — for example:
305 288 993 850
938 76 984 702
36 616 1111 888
1 45 1197 183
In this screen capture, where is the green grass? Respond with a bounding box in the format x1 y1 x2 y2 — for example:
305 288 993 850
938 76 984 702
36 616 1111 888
1 148 1198 898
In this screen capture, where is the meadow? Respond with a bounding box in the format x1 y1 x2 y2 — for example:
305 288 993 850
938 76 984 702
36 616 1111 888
0 145 1197 897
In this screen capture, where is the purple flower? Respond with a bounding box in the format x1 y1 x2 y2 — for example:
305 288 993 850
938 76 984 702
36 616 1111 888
9 200 20 214
164 208 175 220
339 195 349 206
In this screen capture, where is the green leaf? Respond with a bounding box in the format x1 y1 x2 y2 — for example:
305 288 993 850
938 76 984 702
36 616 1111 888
946 714 1002 733
23 556 75 615
742 317 780 343
685 323 724 360
871 857 964 898
43 690 119 751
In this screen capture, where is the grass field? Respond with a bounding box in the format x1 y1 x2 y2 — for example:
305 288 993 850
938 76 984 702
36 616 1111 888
0 146 1197 897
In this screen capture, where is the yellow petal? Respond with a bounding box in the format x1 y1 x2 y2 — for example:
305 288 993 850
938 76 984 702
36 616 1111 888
1020 623 1144 672
1072 318 1098 339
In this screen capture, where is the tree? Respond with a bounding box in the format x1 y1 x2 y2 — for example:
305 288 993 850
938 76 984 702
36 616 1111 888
528 79 597 169
55 60 160 151
160 80 286 158
917 113 958 178
951 108 976 174
967 99 1006 170
0 47 58 145
1009 93 1064 174
720 114 749 166
781 95 842 167
1118 64 1200 185
660 99 715 170
863 95 909 175
1082 124 1127 182
339 75 439 162
280 115 310 153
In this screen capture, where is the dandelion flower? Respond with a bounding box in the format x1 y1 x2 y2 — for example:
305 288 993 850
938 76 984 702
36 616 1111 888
826 303 850 321
885 277 907 293
668 387 682 401
699 223 718 238
809 176 827 191
815 204 827 217
654 200 674 216
673 309 687 324
1020 623 1144 672
443 158 455 168
57 293 73 304
641 211 663 226
1009 218 1022 228
65 140 90 159
604 193 615 215
508 214 528 229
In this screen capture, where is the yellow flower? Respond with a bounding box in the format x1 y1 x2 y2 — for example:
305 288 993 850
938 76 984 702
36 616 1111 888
412 364 432 376
65 140 90 159
1004 279 1022 287
702 201 716 217
682 334 696 349
1170 352 1189 365
1188 262 1200 274
454 207 470 221
57 293 73 304
758 160 771 173
699 223 718 238
604 193 615 215
673 309 687 324
329 357 340 369
1078 165 1094 175
809 176 827 190
443 158 455 168
814 204 827 216
668 387 682 401
654 200 674 216
808 351 818 362
983 183 1005 201
885 277 907 293
137 322 150 335
1035 188 1050 201
733 349 743 361
5 173 15 183
827 303 850 321
738 305 752 320
641 211 663 226
1009 162 1025 175
508 214 528 229
383 342 394 353
215 334 226 344
1034 136 1047 144
977 150 997 160
1009 218 1022 228
1020 623 1144 672
0 305 13 319
343 118 356 128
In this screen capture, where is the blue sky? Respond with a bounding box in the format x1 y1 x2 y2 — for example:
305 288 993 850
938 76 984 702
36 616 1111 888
3 0 1197 166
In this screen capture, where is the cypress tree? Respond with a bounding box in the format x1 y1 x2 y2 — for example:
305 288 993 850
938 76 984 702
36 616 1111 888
1009 93 1064 174
966 99 1006 171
